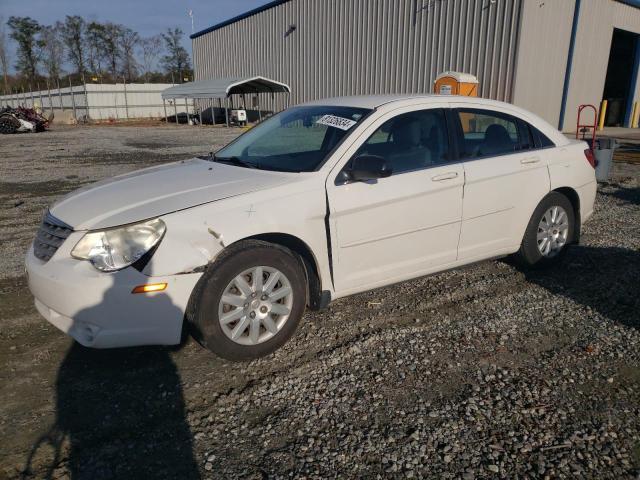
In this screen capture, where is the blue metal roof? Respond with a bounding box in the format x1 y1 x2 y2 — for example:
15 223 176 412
190 0 291 39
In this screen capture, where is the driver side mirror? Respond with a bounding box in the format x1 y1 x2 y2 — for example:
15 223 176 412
347 155 392 182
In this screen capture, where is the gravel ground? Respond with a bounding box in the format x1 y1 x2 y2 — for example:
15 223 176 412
0 124 639 479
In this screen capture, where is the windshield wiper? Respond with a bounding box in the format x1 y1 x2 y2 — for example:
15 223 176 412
213 155 258 169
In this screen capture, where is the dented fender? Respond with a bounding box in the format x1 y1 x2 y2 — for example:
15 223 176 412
142 175 334 294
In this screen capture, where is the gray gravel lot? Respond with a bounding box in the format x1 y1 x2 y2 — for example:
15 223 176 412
0 124 639 479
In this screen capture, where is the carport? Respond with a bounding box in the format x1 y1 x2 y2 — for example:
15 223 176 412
161 76 291 127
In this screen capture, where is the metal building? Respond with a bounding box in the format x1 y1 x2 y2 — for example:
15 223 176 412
191 0 640 131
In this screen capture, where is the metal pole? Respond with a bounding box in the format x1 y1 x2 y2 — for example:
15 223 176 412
68 77 77 121
173 99 178 125
163 99 168 124
257 93 262 123
47 80 54 116
82 75 90 122
29 84 34 108
225 97 229 127
123 77 129 120
198 99 203 126
184 98 189 124
56 79 64 110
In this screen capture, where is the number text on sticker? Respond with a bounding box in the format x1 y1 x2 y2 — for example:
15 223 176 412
316 114 357 131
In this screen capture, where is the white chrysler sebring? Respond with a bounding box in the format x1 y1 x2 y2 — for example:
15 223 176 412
26 95 597 360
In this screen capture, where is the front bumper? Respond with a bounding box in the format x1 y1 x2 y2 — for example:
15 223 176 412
25 238 202 348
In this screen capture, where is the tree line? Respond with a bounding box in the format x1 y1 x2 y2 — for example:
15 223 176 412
0 15 193 94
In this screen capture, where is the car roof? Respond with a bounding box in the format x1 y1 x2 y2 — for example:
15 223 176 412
300 94 509 110
299 94 569 146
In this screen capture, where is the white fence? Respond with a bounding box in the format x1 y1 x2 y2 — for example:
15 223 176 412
0 83 193 121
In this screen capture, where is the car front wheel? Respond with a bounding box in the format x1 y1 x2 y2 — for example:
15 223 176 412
188 240 307 360
518 192 575 267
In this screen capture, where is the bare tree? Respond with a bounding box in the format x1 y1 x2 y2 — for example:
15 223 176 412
0 16 10 93
161 28 190 82
60 15 86 75
139 35 162 82
7 16 41 81
40 22 65 80
86 21 105 76
119 27 139 81
100 22 122 79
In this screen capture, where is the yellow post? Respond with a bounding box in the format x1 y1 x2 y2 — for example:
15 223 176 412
632 101 640 129
598 100 608 131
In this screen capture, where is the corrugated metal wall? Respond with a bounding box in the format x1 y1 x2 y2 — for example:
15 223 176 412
513 0 640 131
511 0 575 129
563 0 640 131
193 0 523 111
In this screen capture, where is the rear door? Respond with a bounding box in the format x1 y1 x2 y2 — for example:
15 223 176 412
451 106 550 260
326 105 464 295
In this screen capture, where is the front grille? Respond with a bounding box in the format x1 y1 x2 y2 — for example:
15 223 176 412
33 211 73 262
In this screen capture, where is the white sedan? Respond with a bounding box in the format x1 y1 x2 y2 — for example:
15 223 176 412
26 95 597 360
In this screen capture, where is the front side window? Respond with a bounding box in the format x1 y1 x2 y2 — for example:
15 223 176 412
348 108 450 175
214 106 371 172
457 109 523 158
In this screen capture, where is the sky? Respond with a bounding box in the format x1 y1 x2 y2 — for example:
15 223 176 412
1 0 273 72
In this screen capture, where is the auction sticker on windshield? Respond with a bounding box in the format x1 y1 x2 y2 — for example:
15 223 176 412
316 114 357 131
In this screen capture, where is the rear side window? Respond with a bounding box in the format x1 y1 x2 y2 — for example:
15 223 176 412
352 108 450 175
529 124 556 148
456 109 524 158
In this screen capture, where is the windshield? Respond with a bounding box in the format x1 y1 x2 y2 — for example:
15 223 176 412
214 105 371 172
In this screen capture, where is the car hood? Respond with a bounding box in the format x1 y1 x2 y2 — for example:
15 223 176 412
50 158 294 230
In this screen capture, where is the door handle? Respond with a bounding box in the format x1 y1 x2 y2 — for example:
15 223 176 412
520 157 540 165
431 171 458 181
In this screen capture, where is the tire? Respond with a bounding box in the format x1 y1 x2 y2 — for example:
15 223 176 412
0 116 18 134
187 240 307 360
517 192 575 267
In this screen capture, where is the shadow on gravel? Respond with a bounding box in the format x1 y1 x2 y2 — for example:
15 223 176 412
600 184 640 206
22 287 200 479
522 246 640 331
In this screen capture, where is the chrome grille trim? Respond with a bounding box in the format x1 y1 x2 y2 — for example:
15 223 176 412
33 211 73 262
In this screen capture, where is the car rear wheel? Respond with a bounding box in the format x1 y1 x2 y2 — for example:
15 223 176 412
517 192 575 267
187 240 307 360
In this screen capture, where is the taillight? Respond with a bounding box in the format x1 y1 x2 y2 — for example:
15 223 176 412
584 149 597 168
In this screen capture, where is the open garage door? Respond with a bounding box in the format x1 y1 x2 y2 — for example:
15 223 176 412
601 28 640 127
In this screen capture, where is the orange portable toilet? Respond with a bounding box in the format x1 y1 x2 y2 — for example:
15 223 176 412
434 71 479 96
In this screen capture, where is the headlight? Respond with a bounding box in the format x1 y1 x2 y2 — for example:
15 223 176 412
71 218 166 272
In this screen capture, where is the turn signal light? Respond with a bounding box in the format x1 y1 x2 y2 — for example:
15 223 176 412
131 283 167 294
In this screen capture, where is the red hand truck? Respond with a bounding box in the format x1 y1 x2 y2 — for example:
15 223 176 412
576 104 597 151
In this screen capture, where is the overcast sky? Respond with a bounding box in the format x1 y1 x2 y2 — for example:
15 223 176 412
1 0 272 72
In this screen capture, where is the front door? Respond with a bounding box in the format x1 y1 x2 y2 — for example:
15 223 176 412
326 106 464 295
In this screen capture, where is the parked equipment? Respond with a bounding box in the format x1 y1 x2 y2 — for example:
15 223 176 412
230 109 248 126
0 107 50 134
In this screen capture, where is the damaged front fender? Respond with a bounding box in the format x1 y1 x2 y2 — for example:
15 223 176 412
141 214 225 277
